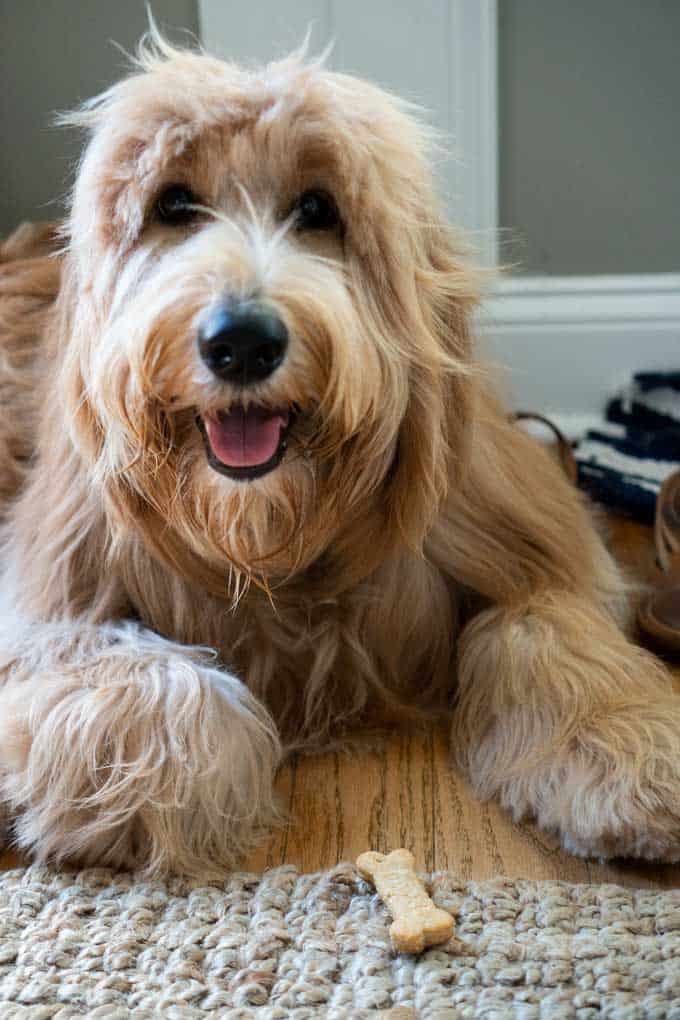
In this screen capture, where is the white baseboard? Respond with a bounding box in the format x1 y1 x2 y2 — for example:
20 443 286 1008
478 274 680 434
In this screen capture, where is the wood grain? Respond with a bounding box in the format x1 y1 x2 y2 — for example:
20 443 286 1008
2 513 679 888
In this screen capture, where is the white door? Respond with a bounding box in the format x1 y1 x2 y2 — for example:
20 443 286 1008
198 0 680 433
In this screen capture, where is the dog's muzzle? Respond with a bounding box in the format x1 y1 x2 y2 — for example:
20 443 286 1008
198 300 288 386
196 300 294 481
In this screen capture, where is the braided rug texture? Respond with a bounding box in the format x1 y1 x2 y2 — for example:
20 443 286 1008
0 863 679 1018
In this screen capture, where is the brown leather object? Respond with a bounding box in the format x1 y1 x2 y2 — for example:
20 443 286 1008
638 472 680 657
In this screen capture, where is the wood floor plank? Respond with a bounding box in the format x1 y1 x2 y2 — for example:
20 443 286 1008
245 757 297 871
0 849 22 871
251 727 437 874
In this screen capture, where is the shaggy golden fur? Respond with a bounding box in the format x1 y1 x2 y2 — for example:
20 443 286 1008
1 31 679 876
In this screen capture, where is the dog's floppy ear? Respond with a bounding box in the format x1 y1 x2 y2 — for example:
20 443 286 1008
386 212 478 552
343 87 480 552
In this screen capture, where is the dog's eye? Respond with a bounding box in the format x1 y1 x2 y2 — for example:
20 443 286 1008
155 185 201 226
293 189 341 232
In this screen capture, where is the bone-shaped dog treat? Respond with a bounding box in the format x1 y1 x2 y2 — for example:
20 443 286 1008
356 848 453 953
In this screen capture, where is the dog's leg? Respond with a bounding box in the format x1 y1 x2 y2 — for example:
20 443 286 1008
0 616 280 875
454 594 680 860
431 405 680 860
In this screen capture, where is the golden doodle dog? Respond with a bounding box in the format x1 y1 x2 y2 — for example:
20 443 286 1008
1 30 679 876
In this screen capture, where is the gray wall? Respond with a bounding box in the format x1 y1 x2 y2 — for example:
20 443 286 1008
0 0 198 236
499 0 680 276
3 1 679 277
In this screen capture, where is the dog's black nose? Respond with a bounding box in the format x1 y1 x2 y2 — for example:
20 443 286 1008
198 301 288 385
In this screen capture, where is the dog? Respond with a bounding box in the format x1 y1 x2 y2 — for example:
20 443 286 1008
1 29 679 877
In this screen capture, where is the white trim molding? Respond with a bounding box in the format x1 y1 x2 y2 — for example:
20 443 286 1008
479 275 680 432
486 274 680 327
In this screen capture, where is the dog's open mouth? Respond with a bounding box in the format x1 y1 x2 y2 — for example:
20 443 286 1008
197 405 293 480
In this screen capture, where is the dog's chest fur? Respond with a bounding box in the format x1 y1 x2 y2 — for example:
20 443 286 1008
128 546 457 745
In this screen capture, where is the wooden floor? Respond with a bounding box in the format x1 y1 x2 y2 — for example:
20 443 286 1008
1 515 678 888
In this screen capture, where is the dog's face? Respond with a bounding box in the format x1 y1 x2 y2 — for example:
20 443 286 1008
59 39 476 595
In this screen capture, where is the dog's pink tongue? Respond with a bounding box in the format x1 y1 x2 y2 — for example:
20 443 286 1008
205 407 288 468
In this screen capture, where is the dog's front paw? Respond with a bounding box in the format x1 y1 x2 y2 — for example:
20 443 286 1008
553 760 680 863
560 825 680 863
0 645 281 875
506 736 680 864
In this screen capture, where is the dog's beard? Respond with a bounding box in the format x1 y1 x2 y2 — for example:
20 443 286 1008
147 394 397 601
173 430 322 593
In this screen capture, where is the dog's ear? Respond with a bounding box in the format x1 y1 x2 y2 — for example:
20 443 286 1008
344 90 480 551
395 212 477 546
382 211 478 553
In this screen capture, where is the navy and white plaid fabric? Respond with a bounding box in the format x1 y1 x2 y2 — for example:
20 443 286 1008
575 372 680 523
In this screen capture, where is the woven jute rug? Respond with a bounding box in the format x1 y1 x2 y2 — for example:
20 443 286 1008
0 863 679 1018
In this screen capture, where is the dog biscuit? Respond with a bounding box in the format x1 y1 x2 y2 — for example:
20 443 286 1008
356 848 453 953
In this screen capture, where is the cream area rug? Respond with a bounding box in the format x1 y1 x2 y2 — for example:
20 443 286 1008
0 862 679 1017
